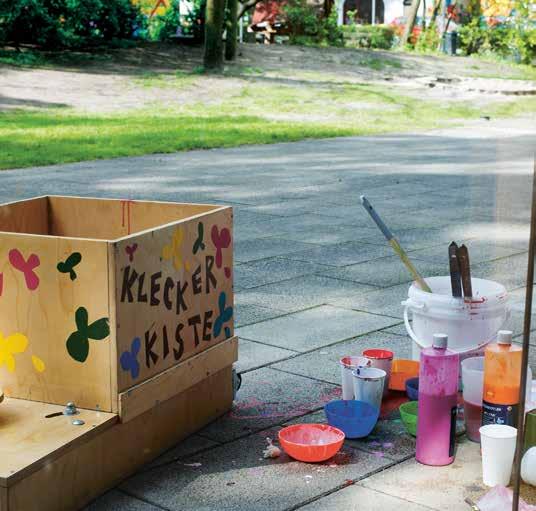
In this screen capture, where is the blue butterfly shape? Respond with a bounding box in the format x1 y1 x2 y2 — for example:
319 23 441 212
120 337 141 379
213 292 233 338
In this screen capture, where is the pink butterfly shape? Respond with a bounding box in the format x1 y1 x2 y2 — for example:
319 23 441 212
125 243 138 262
211 226 231 269
9 249 40 291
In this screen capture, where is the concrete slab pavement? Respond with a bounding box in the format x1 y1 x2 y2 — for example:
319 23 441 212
4 117 535 510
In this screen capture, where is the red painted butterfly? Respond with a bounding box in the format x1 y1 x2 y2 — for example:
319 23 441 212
9 249 40 290
125 243 138 262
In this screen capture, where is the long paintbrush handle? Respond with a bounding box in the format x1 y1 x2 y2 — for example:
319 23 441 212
389 238 432 293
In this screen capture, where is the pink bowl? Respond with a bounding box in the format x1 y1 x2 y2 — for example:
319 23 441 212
278 423 345 462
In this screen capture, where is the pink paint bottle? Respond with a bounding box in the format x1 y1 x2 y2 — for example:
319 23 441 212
416 333 459 466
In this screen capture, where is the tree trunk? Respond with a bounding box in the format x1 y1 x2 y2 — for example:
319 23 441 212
204 0 226 71
400 0 421 45
225 0 238 61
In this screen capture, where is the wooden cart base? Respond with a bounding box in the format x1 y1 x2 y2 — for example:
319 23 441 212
0 364 233 511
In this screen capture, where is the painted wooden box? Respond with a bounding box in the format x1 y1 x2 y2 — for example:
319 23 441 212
0 196 234 417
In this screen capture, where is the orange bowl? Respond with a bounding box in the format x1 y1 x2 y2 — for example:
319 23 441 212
389 359 420 391
278 423 345 463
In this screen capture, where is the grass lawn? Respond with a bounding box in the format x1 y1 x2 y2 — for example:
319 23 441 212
2 45 536 170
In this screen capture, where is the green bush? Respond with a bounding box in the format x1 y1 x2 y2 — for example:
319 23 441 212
284 0 343 47
342 24 395 49
458 18 536 64
148 0 205 42
414 24 440 52
0 0 146 49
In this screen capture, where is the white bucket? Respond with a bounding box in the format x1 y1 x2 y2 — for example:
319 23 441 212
402 276 510 360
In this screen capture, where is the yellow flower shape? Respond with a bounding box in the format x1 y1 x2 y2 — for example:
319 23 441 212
0 332 28 373
162 228 190 271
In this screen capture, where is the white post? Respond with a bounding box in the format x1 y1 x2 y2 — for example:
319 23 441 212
337 0 344 25
239 15 244 42
371 0 376 24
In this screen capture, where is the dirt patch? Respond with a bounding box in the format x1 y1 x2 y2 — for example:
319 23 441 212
0 42 534 113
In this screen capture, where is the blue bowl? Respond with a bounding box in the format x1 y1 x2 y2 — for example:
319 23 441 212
324 400 379 439
406 377 419 401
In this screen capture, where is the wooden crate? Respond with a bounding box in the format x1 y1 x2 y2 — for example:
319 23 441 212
0 196 234 419
0 362 234 511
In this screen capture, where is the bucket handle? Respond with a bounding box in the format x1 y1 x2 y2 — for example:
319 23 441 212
403 300 511 355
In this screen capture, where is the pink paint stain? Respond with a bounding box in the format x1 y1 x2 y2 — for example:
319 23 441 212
9 249 40 290
224 267 231 279
125 243 138 262
211 225 231 269
0 273 3 296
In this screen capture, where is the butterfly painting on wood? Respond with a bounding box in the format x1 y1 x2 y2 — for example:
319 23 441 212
57 252 82 281
66 307 110 363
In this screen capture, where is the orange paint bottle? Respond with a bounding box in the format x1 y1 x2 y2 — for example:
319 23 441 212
482 330 522 427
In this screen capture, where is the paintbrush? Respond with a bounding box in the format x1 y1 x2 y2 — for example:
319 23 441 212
449 241 463 298
360 196 432 293
457 244 473 298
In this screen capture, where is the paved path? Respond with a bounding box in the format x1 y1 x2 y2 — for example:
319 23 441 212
2 117 536 510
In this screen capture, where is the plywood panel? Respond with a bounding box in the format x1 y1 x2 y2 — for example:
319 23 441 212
0 233 113 410
0 197 48 235
0 398 116 487
48 196 220 240
119 336 237 422
5 366 233 511
113 207 234 392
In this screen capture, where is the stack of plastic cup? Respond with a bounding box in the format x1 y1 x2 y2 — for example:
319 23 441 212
461 357 484 443
362 349 393 395
339 356 369 400
352 366 386 412
479 424 517 487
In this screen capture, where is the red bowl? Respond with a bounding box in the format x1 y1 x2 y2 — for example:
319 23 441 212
278 423 345 463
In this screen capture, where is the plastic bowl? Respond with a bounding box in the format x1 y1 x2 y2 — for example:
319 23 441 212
399 401 418 437
405 377 419 401
324 400 379 439
278 424 345 462
389 359 420 391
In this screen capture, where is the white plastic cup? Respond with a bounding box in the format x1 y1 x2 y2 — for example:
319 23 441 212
461 356 484 405
339 356 370 400
461 356 485 442
352 367 386 412
479 424 517 487
363 349 393 396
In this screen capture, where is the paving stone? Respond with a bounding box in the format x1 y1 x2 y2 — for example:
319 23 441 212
471 252 532 291
361 227 474 252
236 275 376 313
359 440 486 511
277 224 377 245
319 256 447 288
235 238 318 263
239 200 321 217
84 490 161 511
271 331 410 383
332 283 411 319
145 435 221 471
121 422 393 511
410 240 525 265
383 208 494 230
237 306 400 352
236 339 297 373
281 242 392 267
382 323 409 336
234 302 286 327
299 484 431 511
234 257 331 291
347 419 415 462
196 367 340 443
